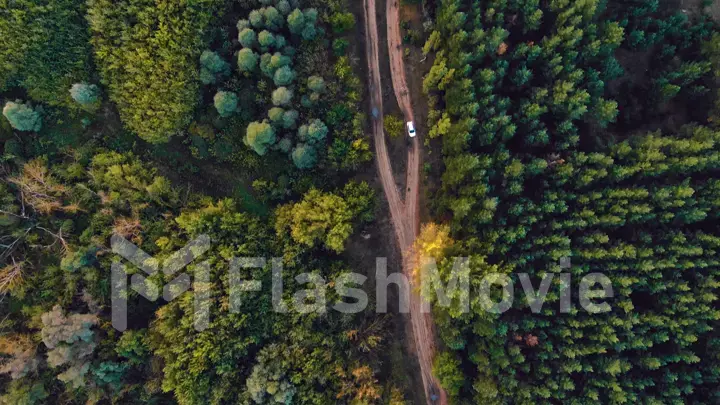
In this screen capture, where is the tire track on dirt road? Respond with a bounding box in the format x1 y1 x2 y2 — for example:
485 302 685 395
362 0 447 402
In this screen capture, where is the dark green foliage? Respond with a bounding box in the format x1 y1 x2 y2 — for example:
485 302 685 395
291 143 317 169
425 0 720 402
273 65 296 86
332 38 350 56
0 0 91 106
199 51 230 85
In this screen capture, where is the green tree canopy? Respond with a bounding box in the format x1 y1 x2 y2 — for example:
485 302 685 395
2 101 42 132
87 0 222 143
272 87 293 106
238 28 257 48
0 0 91 106
199 50 230 85
263 6 284 31
282 109 299 129
258 30 276 50
214 91 238 117
329 12 355 34
291 143 318 169
273 65 296 86
69 83 100 106
237 48 259 73
275 188 353 252
298 119 328 145
245 120 277 155
307 75 325 93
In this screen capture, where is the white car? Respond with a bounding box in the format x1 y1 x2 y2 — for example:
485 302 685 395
406 121 416 137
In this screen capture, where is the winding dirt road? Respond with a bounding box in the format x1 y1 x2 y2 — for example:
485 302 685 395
362 0 447 403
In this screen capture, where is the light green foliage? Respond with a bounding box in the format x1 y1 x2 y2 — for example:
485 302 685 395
238 48 260 73
275 188 353 252
199 50 230 85
433 352 464 399
307 76 326 93
0 380 48 405
148 201 276 405
287 9 305 34
275 182 375 250
2 102 42 132
341 181 375 223
87 0 222 143
0 0 91 106
593 98 618 127
89 151 178 204
236 19 250 31
272 87 293 106
258 30 276 50
291 143 317 169
268 107 285 125
239 28 258 48
214 91 238 117
263 7 284 31
383 114 404 138
330 12 356 34
69 83 100 106
273 65 296 86
245 120 277 155
249 9 264 28
115 330 150 365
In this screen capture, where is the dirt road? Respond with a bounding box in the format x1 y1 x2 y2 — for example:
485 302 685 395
362 0 447 403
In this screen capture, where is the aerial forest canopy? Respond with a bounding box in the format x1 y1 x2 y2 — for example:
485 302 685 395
423 0 720 403
0 0 397 403
3 0 720 403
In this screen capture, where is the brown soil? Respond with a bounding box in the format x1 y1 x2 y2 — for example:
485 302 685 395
362 0 447 402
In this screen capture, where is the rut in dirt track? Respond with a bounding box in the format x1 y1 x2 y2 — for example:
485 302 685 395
362 0 447 403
